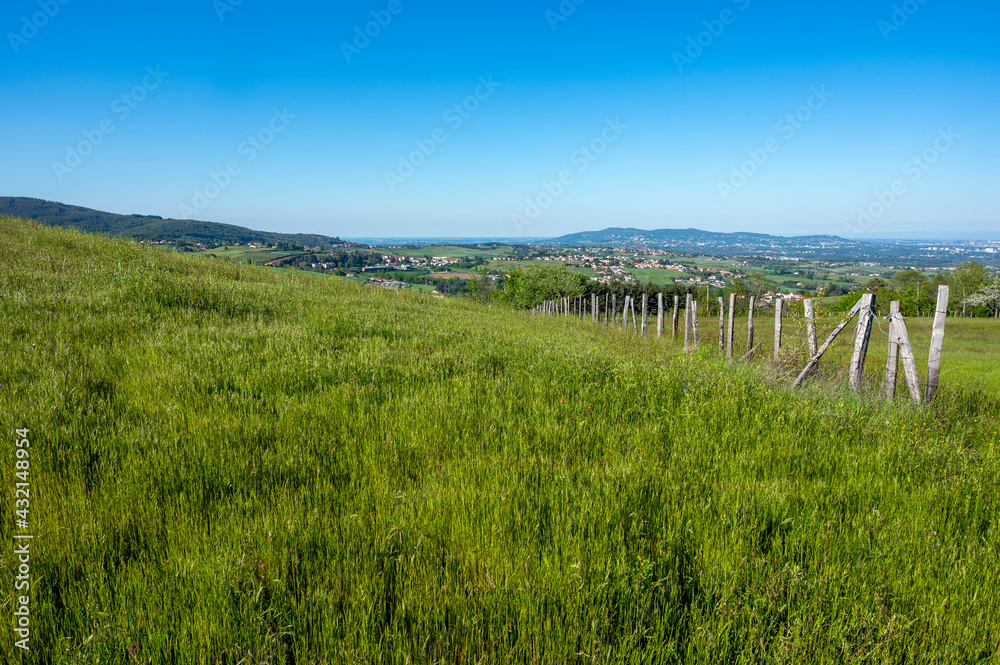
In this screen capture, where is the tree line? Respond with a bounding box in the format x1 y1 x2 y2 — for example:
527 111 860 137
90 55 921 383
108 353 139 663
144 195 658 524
470 261 1000 319
832 261 999 318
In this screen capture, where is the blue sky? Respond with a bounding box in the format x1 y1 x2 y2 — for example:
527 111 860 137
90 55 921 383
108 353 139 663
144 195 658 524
2 0 998 239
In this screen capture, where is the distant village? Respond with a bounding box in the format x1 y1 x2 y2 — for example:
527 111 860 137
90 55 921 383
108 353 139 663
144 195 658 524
166 239 994 305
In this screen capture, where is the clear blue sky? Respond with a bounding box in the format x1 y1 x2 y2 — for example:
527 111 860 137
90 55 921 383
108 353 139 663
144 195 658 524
2 0 998 239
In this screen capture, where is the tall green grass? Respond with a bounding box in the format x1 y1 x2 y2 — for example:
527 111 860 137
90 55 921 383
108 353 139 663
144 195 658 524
1 216 998 663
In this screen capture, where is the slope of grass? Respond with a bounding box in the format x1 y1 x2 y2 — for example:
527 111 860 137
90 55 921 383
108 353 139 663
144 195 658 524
1 216 998 664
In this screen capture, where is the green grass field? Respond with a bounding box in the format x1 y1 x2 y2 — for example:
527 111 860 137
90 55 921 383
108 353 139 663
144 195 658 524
191 246 299 264
627 268 689 286
2 216 999 663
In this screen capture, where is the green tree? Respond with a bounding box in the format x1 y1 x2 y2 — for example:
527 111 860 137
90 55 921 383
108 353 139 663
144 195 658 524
730 273 770 299
501 264 587 308
468 267 499 303
890 269 929 316
951 261 990 316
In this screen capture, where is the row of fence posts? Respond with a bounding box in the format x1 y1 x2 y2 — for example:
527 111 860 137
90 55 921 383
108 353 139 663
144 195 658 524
532 285 951 405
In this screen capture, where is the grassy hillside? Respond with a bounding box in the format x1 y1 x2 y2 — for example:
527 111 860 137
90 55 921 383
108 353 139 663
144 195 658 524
1 216 998 663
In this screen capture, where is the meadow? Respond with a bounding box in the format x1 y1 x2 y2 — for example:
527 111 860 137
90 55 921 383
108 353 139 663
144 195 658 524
1 216 998 664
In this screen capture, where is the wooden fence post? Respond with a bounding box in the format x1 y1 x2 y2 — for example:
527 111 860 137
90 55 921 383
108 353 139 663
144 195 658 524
848 293 876 391
672 295 680 338
925 285 949 405
641 293 649 335
885 301 901 399
891 311 923 403
623 296 630 330
773 298 784 360
684 294 693 347
631 297 638 333
718 296 725 351
726 293 736 362
792 297 867 388
657 293 664 338
605 293 610 324
740 342 762 362
747 296 756 355
804 298 818 358
692 301 700 347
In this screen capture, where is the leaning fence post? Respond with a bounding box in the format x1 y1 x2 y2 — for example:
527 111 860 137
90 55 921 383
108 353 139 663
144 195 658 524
925 285 949 405
612 294 617 325
657 293 664 338
892 311 923 404
792 297 867 388
885 300 901 399
630 297 638 333
804 298 818 359
747 296 756 355
740 342 762 362
726 293 736 362
623 296 630 330
641 293 649 335
848 293 876 391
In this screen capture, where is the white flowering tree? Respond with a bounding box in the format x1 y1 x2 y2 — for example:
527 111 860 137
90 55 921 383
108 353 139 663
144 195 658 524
964 276 1000 318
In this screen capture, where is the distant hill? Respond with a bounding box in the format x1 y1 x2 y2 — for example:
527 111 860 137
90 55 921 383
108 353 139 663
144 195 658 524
547 226 900 260
552 227 867 252
0 197 343 247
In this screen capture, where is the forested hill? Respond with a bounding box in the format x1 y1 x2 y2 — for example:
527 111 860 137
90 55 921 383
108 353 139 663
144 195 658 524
0 197 343 247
